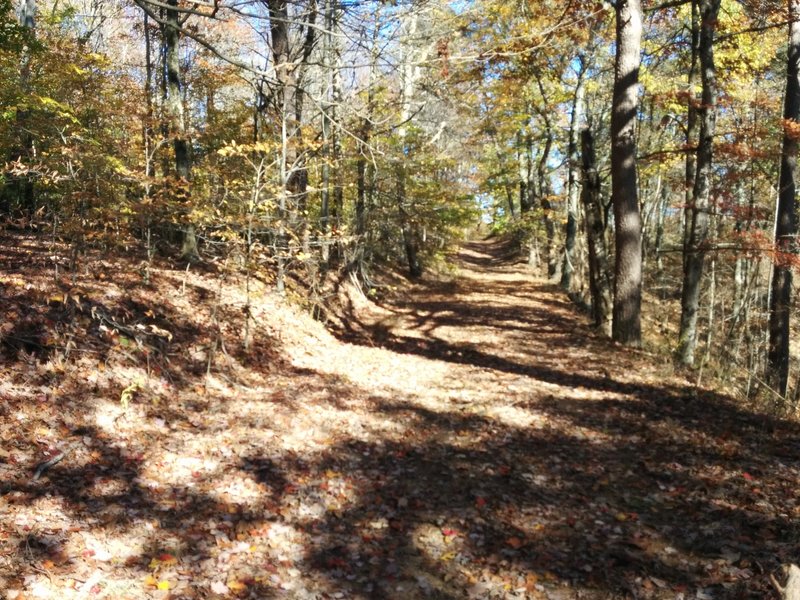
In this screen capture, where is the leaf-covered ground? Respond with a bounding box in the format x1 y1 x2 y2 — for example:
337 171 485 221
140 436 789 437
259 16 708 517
0 235 798 599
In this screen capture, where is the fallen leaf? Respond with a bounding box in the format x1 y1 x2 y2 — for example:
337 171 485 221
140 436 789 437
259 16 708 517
227 580 247 592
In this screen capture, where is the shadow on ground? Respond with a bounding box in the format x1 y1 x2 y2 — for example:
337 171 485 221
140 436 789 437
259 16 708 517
1 236 797 599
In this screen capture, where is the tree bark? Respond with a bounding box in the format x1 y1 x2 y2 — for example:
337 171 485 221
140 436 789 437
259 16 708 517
678 0 721 365
2 0 36 213
561 59 586 291
162 0 197 260
610 0 643 345
767 0 800 398
264 0 303 290
355 8 380 240
396 7 426 278
682 0 700 272
581 128 613 335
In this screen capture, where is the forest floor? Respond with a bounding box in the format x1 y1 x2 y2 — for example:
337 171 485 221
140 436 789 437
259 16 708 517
0 235 798 600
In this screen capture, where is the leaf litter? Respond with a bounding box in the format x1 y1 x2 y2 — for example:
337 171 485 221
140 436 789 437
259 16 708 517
0 233 798 599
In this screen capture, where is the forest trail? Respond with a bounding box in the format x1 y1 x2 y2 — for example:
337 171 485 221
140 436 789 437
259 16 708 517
1 236 798 599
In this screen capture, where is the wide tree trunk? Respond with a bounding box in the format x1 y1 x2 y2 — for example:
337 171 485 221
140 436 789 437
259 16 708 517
678 0 721 365
767 0 800 398
610 0 643 346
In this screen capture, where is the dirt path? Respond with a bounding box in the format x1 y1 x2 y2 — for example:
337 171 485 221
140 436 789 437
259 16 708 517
1 237 797 599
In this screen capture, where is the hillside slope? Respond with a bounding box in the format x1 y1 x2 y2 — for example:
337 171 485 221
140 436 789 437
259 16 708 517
0 234 797 599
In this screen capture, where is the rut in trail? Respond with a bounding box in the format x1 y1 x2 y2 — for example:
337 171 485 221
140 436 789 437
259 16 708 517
2 236 797 600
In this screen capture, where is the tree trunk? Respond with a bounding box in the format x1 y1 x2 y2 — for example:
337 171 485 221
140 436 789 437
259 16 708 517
163 0 197 261
767 0 800 398
683 0 700 272
397 7 426 278
581 128 612 336
654 182 667 278
2 0 36 213
534 76 557 278
504 184 517 219
355 8 380 240
678 0 721 365
561 60 586 291
610 0 643 346
265 0 303 290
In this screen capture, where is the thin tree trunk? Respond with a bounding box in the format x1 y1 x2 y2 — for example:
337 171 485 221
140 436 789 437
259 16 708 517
533 76 557 278
2 0 36 213
517 129 532 213
767 0 800 398
654 182 668 277
581 128 612 336
561 59 586 291
265 0 299 290
163 0 197 260
504 184 517 219
683 0 700 271
355 8 380 241
397 8 425 278
678 0 721 365
610 0 643 345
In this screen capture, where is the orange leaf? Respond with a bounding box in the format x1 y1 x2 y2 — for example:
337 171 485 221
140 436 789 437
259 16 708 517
506 536 523 549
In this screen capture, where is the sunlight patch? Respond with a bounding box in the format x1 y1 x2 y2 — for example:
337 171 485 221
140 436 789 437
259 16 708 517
151 452 221 486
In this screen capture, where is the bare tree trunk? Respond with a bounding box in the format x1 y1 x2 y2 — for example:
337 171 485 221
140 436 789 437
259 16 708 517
533 76 557 278
610 0 643 346
561 59 586 291
767 0 800 398
397 7 426 278
355 9 380 243
518 129 532 213
162 0 197 261
678 0 721 365
581 128 612 336
683 0 700 271
504 184 517 219
654 182 667 277
265 0 317 288
2 0 36 213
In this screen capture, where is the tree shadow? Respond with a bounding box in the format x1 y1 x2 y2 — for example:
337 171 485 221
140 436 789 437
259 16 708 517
1 236 795 599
